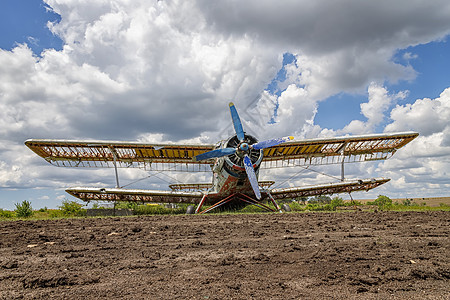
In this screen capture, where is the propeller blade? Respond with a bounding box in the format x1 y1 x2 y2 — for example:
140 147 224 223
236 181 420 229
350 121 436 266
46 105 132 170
229 102 245 141
193 148 236 161
243 155 261 199
252 136 294 150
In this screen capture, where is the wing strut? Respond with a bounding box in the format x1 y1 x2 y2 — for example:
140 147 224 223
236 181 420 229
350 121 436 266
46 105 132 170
109 146 120 188
195 194 208 213
265 190 282 213
339 143 348 182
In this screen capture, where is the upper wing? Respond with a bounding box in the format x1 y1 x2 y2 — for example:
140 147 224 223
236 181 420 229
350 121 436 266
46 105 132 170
25 139 216 171
261 132 418 168
267 178 390 200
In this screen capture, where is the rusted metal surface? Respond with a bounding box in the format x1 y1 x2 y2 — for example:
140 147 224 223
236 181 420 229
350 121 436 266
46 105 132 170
269 178 390 200
197 193 277 214
195 194 209 213
24 132 418 171
27 132 416 211
65 187 207 204
169 183 213 192
261 132 418 168
169 181 274 192
25 139 215 170
66 178 389 207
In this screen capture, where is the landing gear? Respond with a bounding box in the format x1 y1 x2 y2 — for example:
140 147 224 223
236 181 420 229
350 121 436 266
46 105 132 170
188 192 284 214
281 204 291 212
186 205 195 214
195 193 281 214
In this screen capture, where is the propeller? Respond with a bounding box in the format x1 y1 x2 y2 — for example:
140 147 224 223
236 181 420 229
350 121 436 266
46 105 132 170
193 102 294 199
243 155 261 199
192 147 236 161
252 136 294 150
229 102 245 141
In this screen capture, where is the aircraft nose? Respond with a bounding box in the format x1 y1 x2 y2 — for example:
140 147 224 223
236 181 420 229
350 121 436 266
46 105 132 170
240 143 249 151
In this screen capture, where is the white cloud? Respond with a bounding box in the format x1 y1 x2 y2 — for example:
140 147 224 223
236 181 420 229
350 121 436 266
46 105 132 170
385 88 450 135
339 83 407 134
304 83 408 136
375 89 450 197
1 0 450 204
272 84 318 138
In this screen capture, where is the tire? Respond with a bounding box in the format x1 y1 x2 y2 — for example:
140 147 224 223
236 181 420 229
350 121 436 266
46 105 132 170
186 205 195 214
282 204 291 212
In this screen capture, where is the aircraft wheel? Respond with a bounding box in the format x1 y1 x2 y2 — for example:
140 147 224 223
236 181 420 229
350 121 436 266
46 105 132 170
282 204 291 212
186 205 195 214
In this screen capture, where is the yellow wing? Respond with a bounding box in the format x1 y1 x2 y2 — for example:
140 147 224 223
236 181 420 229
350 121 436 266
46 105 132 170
268 178 390 200
65 187 207 204
261 132 418 167
25 139 216 171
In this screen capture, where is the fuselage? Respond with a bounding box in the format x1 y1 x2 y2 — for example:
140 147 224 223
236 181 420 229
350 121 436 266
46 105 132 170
211 134 263 198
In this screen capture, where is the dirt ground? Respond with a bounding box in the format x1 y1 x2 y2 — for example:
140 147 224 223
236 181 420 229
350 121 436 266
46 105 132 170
1 211 449 299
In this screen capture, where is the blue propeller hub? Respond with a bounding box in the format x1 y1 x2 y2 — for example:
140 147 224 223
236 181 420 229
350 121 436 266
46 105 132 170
239 143 249 152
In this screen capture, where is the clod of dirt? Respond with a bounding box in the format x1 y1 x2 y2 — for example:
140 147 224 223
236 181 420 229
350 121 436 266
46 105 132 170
22 272 99 288
131 226 142 233
1 260 18 269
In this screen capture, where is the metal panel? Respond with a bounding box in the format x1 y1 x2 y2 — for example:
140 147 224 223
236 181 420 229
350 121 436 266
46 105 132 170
67 178 388 204
25 139 216 171
66 187 206 204
269 178 390 199
168 181 275 192
261 132 418 168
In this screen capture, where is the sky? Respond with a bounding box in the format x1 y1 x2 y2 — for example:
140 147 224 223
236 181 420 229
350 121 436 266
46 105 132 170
1 0 450 210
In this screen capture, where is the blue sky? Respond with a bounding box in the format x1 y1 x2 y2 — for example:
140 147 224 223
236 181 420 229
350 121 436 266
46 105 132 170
308 41 450 130
1 1 450 210
0 1 62 54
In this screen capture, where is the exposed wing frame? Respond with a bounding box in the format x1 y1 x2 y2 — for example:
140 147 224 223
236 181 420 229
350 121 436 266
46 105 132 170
25 132 418 172
66 187 207 204
268 178 390 200
25 139 216 171
261 132 418 168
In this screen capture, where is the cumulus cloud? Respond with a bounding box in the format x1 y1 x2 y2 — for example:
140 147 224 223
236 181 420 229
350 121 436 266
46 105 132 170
376 89 450 197
339 83 408 134
1 0 450 204
385 88 450 136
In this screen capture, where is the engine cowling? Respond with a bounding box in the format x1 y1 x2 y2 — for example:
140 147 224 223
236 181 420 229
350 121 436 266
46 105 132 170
223 134 263 178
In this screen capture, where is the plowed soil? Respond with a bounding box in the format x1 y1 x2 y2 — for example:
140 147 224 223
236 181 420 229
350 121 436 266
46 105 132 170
1 211 449 299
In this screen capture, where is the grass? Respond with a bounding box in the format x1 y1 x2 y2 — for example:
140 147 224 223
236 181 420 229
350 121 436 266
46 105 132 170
355 196 450 207
1 202 449 221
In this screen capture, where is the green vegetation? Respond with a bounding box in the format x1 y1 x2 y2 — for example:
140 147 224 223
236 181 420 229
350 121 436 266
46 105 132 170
368 195 393 210
389 202 450 211
134 203 189 215
0 208 15 218
292 196 360 212
14 200 34 218
1 195 449 221
59 200 86 217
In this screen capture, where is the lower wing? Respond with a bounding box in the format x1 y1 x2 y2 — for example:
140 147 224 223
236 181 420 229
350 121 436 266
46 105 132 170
66 187 213 204
267 178 390 200
67 178 388 204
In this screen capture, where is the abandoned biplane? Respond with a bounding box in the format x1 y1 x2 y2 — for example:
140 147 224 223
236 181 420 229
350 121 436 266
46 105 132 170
25 102 418 214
